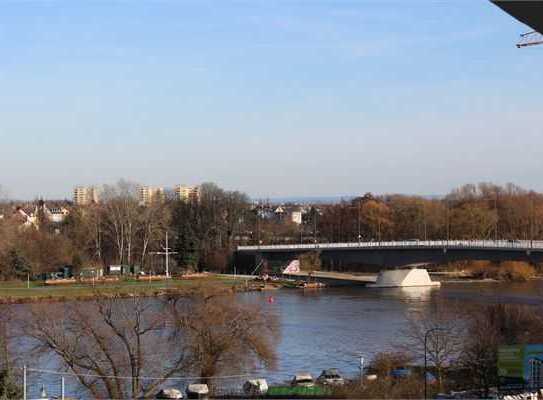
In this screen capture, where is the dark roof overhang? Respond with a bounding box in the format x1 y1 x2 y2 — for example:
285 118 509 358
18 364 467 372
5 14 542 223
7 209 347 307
491 1 543 34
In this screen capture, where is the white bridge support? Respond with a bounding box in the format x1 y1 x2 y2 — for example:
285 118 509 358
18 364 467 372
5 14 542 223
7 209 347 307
368 268 441 288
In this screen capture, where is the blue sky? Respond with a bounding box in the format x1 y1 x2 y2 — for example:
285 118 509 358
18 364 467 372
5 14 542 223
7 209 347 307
1 0 542 200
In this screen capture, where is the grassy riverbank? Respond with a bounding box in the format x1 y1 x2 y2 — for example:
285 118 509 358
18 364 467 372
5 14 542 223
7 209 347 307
0 274 256 303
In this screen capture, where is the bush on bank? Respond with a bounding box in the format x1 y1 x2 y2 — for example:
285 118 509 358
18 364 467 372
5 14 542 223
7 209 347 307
467 260 536 281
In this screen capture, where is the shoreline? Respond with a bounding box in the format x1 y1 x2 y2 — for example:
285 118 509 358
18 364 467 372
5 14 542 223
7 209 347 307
0 275 262 305
1 273 539 305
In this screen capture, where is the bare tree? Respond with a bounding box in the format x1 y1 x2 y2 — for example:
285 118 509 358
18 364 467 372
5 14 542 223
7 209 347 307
139 201 170 270
458 304 543 397
23 294 189 399
0 307 21 400
401 306 463 391
169 284 279 386
20 285 280 398
102 181 140 265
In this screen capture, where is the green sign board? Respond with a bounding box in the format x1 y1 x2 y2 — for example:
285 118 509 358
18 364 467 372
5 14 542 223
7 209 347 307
498 345 524 378
498 345 543 390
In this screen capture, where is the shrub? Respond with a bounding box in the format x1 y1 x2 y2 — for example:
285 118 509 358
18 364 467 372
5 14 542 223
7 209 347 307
466 260 535 282
340 376 423 399
298 251 321 271
498 261 535 282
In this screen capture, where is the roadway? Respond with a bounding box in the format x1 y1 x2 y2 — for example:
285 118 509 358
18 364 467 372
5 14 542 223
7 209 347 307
238 239 543 252
234 240 543 272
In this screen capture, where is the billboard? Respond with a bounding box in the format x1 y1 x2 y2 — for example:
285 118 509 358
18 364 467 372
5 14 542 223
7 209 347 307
498 345 543 390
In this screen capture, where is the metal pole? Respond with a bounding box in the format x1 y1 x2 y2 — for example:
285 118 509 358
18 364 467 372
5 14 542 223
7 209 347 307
358 201 361 244
446 201 450 244
378 218 382 245
424 333 428 400
256 208 260 247
359 355 365 383
423 203 427 241
494 196 498 242
313 209 317 245
23 365 27 400
27 274 30 289
531 195 534 248
61 376 65 400
165 231 169 278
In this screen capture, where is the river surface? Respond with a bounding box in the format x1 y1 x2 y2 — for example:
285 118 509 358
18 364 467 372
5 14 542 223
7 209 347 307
244 280 543 382
20 280 543 398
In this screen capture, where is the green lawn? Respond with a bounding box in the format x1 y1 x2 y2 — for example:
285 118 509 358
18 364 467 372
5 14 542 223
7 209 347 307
0 275 251 301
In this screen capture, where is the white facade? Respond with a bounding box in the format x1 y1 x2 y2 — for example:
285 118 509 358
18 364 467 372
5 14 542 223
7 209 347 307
174 185 200 202
73 186 99 205
291 211 303 225
138 186 164 205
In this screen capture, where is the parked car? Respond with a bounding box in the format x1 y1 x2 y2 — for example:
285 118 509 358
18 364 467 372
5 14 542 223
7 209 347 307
186 384 209 400
243 379 268 396
317 369 345 386
156 388 184 399
291 373 315 387
390 367 411 379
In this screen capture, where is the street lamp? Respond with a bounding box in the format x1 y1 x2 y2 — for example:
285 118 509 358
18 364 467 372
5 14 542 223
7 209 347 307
424 327 445 400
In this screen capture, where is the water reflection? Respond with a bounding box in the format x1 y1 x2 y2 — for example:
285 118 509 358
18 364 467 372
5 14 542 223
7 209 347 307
10 281 543 398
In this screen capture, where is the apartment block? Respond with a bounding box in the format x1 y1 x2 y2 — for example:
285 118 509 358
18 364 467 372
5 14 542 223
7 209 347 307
73 186 99 205
174 185 200 202
138 186 165 205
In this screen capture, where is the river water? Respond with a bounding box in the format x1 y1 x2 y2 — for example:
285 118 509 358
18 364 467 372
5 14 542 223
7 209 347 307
19 280 543 398
244 280 543 381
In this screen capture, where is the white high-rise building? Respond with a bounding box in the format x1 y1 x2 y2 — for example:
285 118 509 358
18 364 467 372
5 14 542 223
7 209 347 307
138 186 165 205
73 186 99 205
174 185 200 202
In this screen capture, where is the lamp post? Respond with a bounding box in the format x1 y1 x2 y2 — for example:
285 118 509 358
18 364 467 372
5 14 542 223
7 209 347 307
424 327 445 400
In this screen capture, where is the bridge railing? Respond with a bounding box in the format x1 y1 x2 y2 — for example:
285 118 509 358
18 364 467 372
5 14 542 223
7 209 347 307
237 240 543 252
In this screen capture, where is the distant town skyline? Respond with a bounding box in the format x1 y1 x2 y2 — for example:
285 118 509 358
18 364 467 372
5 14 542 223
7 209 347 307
1 1 542 200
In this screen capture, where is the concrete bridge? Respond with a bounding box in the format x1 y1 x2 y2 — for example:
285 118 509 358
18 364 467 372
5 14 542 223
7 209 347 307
234 240 543 273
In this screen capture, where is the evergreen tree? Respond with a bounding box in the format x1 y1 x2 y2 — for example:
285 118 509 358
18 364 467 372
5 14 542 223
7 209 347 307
8 249 31 279
174 222 200 271
172 202 200 271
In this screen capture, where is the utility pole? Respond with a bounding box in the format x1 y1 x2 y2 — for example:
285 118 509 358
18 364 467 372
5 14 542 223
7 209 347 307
494 196 498 242
358 200 361 244
23 365 26 400
446 201 450 243
423 203 427 241
359 355 365 382
313 208 318 245
256 207 261 246
151 231 178 278
530 194 535 248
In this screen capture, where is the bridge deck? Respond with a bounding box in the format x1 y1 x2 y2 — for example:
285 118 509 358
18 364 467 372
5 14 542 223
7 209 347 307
238 240 543 252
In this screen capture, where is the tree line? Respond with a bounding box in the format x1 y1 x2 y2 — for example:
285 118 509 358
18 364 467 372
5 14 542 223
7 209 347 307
0 181 252 279
1 181 543 279
317 183 543 243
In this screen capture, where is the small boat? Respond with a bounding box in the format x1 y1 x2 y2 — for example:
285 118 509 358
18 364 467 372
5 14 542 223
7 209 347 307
297 281 326 289
291 372 315 387
186 384 209 400
317 368 345 386
243 379 268 396
156 388 184 399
